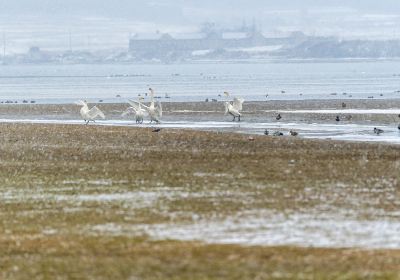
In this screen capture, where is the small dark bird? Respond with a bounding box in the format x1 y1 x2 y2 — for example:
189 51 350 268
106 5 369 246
290 130 298 136
152 128 162 133
264 129 269 135
342 102 346 108
273 131 284 136
335 115 340 122
276 113 282 121
397 124 400 130
374 128 384 135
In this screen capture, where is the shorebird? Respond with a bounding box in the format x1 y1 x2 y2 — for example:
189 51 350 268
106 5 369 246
374 128 384 135
122 97 147 124
290 130 298 136
224 91 244 122
335 115 340 122
264 129 269 135
129 88 162 123
276 113 282 121
75 100 105 125
273 131 284 136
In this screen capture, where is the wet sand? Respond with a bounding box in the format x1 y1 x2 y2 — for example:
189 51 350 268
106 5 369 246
0 120 399 278
1 99 400 145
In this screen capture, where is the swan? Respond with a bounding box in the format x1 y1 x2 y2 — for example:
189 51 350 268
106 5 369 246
122 97 147 124
224 91 244 122
129 88 162 123
75 100 105 125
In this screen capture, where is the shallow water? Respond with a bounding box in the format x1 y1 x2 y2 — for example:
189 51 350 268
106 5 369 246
1 118 399 145
1 61 400 103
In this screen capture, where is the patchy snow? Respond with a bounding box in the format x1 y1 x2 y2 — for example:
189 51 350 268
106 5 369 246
92 211 400 249
191 49 213 56
227 45 283 53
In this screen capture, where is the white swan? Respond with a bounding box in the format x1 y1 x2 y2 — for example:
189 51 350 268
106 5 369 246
129 88 162 123
75 100 105 125
224 92 244 122
122 97 147 124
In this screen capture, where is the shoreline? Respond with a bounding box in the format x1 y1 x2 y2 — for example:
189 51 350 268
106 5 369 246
0 100 399 145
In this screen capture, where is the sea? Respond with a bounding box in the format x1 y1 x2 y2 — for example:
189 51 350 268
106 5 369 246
0 60 400 103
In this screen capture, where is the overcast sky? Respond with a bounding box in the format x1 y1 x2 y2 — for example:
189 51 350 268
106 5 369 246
1 0 400 19
0 1 399 52
0 0 400 16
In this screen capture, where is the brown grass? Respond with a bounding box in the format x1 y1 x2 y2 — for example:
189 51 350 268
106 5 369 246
0 123 399 279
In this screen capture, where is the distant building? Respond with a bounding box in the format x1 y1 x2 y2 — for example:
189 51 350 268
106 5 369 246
129 29 280 53
128 27 311 62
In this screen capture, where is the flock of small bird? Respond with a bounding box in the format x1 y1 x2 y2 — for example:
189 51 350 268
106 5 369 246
76 88 400 137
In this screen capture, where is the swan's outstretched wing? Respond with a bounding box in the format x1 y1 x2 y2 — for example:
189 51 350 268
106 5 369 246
224 102 230 115
128 100 150 111
233 97 244 111
122 107 135 117
87 106 105 119
157 102 162 117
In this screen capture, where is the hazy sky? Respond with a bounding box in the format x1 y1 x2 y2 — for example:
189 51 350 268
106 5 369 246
2 0 400 19
1 1 400 52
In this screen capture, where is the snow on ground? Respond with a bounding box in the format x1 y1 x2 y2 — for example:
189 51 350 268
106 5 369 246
92 211 400 249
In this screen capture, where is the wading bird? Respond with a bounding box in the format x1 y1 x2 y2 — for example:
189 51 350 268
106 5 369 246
75 100 105 125
224 91 244 122
374 128 384 135
122 97 147 124
290 130 298 136
129 88 162 123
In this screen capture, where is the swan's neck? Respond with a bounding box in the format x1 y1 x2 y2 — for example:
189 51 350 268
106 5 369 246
149 89 155 105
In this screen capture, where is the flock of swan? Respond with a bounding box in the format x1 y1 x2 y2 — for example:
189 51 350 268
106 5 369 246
76 87 400 137
76 88 244 125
